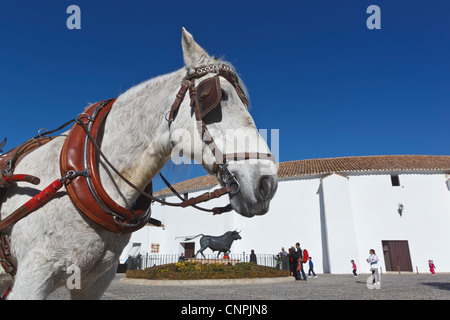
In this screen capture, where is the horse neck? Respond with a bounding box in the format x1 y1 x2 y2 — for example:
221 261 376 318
97 68 185 207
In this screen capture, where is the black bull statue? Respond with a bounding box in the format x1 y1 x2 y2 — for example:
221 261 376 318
184 230 242 258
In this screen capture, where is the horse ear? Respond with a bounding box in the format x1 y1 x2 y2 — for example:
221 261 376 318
181 27 211 69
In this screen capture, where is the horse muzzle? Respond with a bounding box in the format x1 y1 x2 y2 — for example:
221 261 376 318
229 174 278 217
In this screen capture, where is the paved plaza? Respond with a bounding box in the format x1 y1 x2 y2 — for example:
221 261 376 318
48 272 450 300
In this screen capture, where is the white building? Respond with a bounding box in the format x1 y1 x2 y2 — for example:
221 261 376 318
121 155 450 274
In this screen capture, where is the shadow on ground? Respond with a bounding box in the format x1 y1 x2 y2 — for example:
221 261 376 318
420 282 450 291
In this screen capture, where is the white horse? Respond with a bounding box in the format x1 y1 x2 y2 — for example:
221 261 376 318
0 28 277 299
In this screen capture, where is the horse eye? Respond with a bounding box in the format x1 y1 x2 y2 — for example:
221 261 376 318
221 89 228 101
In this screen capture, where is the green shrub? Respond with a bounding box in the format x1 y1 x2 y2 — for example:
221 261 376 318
126 261 289 280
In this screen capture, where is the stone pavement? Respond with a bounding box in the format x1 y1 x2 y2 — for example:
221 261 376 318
47 272 450 300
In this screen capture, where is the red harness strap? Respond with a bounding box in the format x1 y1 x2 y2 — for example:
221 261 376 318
0 286 11 300
0 179 64 234
0 136 63 289
0 178 65 299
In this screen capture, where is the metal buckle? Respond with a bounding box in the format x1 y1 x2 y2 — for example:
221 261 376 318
113 207 151 228
59 169 88 184
75 113 93 125
219 162 240 196
5 159 12 174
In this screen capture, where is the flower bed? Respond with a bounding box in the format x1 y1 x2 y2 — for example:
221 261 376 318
126 261 289 280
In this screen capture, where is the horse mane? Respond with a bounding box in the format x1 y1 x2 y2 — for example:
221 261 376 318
115 69 184 105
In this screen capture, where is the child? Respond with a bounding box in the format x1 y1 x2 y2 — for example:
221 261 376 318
308 257 317 278
367 249 380 285
428 260 436 276
351 260 358 277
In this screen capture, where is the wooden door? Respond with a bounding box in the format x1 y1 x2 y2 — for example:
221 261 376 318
184 242 195 258
382 240 413 272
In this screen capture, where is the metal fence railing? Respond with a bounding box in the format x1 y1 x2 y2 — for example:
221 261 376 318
124 253 290 271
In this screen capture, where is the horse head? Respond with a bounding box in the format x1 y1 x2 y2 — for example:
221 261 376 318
169 28 278 217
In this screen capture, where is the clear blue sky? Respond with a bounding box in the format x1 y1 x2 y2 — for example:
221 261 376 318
1 1 449 189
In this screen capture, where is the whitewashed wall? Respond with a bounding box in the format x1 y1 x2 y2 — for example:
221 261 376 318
349 172 450 274
122 171 450 274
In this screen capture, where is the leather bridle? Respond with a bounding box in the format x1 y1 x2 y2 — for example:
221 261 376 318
166 63 274 204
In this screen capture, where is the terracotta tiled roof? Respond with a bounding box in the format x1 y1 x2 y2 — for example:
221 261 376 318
155 155 450 196
277 155 450 178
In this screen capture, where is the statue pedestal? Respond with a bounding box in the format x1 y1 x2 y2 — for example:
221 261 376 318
186 258 240 266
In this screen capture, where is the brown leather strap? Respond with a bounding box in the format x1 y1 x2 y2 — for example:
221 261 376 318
0 137 54 173
180 186 232 208
158 173 232 214
222 153 275 163
0 235 16 277
167 81 190 127
218 70 249 106
0 174 6 188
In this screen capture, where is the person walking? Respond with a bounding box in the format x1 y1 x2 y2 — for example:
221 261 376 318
295 242 307 281
351 260 358 277
308 257 317 278
428 260 436 276
288 247 298 279
280 247 289 271
366 249 380 285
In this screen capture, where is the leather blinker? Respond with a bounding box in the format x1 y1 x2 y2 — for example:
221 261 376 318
196 75 222 119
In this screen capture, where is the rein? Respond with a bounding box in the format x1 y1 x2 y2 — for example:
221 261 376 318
73 108 232 216
70 64 274 217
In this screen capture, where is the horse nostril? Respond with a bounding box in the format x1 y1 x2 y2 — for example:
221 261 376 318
259 176 274 201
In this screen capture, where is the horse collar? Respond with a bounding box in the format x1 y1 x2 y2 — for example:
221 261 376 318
60 99 155 235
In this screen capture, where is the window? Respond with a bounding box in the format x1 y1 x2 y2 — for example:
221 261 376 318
391 175 400 186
